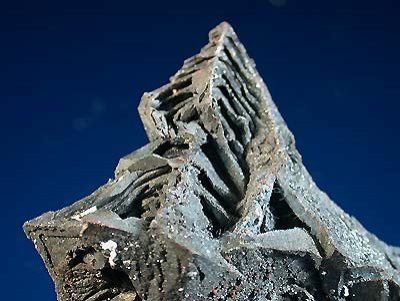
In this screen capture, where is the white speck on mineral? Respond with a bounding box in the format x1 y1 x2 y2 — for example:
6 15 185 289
72 206 97 221
187 271 198 278
82 206 97 216
343 285 349 297
101 240 118 267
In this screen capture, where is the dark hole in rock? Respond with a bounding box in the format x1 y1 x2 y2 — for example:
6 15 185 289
101 267 135 292
197 266 205 281
269 182 308 230
154 141 189 159
68 247 95 268
269 181 325 257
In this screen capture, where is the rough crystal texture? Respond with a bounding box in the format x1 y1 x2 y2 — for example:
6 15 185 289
24 22 400 300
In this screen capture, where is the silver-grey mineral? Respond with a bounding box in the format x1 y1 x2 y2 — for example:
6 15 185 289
24 22 400 301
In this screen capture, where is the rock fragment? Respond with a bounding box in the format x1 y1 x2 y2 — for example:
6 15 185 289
24 22 400 300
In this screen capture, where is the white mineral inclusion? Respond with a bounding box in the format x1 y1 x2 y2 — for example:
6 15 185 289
343 285 349 297
72 206 97 221
101 240 118 267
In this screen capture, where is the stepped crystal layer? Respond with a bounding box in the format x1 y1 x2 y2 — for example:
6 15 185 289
24 22 400 300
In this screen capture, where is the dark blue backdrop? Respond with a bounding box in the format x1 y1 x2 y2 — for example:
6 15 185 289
1 0 399 299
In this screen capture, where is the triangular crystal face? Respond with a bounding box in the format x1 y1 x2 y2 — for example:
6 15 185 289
24 22 400 300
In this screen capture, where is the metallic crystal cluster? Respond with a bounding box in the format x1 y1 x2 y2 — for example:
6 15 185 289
24 22 400 300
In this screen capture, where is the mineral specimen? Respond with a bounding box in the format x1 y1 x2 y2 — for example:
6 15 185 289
24 22 400 300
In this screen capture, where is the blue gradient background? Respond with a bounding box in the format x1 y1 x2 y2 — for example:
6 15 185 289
1 0 399 299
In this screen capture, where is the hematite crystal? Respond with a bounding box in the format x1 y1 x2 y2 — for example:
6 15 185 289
24 22 400 300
